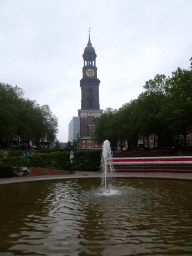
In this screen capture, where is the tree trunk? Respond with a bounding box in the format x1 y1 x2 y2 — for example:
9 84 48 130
184 133 187 147
147 136 149 149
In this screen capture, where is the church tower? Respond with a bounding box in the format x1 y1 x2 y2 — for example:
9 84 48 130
78 32 103 149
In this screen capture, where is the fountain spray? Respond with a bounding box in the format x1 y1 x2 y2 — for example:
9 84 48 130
101 140 115 192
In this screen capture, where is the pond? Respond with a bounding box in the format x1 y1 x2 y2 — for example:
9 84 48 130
0 178 192 255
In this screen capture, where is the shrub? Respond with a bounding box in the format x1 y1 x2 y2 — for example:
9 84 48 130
0 165 17 178
7 150 28 158
73 150 102 172
28 149 102 172
29 151 71 170
36 148 70 154
0 152 4 161
1 156 29 168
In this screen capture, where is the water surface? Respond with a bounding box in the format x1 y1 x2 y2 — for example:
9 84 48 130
0 178 192 255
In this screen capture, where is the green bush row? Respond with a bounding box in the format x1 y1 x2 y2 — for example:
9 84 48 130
1 156 29 167
36 148 71 154
0 165 17 178
6 150 28 158
73 150 102 172
0 149 103 176
29 150 102 171
29 151 71 170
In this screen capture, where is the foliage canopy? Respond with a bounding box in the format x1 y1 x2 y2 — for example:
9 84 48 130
0 83 58 145
93 58 192 148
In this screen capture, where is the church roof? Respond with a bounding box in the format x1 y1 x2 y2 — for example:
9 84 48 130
79 136 92 140
84 32 96 54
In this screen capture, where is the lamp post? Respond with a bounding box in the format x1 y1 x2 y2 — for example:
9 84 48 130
77 133 79 149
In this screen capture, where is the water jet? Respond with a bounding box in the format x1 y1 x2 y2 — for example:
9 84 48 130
101 140 116 194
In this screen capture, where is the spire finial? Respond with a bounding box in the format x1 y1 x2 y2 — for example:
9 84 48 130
88 27 92 45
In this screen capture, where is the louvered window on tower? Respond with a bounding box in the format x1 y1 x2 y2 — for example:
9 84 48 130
89 101 93 108
88 93 93 99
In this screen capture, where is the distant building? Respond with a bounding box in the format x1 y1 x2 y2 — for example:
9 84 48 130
68 117 80 142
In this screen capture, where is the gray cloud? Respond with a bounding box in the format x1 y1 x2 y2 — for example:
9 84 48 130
0 0 192 141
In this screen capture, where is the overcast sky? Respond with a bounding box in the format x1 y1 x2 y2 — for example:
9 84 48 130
0 0 192 142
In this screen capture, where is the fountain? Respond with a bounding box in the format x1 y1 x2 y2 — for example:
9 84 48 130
100 140 117 195
0 143 192 255
0 178 192 255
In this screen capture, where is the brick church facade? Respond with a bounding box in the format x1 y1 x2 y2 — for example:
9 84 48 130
78 33 103 149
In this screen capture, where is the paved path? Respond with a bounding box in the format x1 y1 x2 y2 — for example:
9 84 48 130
0 171 192 186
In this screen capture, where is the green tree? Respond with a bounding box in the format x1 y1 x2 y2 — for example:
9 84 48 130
93 108 118 148
118 101 139 149
66 141 76 151
0 83 58 148
41 105 58 144
0 83 23 142
160 66 192 146
92 59 192 149
138 74 173 147
55 140 61 149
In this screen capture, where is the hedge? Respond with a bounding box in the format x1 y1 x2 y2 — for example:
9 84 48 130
0 165 17 178
29 151 71 170
6 150 28 158
0 149 103 176
28 149 102 172
0 152 4 161
73 150 102 172
1 156 29 168
36 148 70 154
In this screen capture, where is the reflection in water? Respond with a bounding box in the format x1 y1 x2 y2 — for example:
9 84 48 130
0 178 192 255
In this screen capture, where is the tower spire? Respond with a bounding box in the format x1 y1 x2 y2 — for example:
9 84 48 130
88 28 92 45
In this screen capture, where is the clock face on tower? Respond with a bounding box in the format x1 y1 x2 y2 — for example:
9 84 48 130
86 69 95 77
